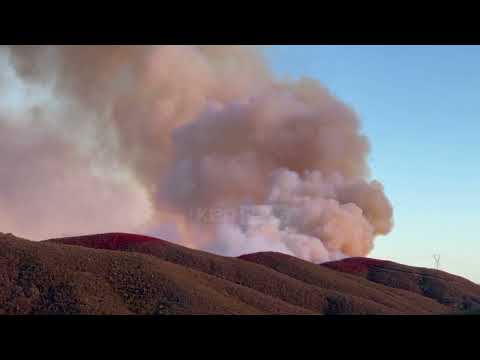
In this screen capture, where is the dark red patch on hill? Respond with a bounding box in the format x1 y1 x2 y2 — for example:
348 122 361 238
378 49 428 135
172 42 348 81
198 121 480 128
323 257 390 275
48 233 166 251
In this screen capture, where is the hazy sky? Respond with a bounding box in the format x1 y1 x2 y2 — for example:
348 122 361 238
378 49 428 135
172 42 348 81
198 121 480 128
266 45 480 282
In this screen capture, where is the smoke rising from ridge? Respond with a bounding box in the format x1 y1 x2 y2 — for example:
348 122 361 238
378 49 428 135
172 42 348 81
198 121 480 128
0 45 393 262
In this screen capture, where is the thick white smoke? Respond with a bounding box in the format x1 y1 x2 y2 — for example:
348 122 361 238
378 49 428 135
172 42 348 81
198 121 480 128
0 45 393 262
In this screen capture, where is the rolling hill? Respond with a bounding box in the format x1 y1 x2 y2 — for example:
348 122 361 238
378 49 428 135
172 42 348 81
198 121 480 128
1 232 479 315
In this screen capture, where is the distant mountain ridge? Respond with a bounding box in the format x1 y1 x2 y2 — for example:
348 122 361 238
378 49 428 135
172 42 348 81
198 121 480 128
1 232 479 315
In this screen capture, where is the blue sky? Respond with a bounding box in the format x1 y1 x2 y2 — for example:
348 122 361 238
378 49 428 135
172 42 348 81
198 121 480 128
265 45 480 282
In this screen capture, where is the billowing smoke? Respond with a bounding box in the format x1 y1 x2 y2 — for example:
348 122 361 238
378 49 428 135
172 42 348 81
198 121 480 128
0 45 393 262
0 119 152 239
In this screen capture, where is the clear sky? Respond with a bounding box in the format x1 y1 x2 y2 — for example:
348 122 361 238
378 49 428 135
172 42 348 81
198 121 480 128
265 45 480 282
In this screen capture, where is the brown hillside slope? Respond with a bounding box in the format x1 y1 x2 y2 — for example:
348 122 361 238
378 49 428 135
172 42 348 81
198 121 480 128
48 234 400 314
322 257 480 311
2 232 478 314
0 233 314 315
50 233 460 314
239 252 449 314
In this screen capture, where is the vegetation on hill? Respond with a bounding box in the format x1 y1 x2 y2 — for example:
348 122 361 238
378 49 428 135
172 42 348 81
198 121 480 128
1 232 479 315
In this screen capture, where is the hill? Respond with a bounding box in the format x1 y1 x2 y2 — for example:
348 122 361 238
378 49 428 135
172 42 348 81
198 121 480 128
0 232 478 315
322 257 480 311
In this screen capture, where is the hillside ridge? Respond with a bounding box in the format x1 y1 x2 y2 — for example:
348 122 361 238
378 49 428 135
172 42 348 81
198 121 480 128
0 232 478 315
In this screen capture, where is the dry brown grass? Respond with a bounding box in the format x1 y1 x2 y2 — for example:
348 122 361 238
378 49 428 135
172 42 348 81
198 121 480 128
1 232 478 315
323 257 480 312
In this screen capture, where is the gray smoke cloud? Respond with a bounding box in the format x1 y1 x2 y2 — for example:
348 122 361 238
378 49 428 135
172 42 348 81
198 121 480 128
0 45 393 262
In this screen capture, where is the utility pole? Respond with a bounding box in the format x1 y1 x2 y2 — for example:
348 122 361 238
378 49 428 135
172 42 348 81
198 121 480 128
433 254 441 270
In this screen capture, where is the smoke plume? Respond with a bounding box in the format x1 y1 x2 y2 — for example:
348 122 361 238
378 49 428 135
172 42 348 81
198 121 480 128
0 45 393 262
